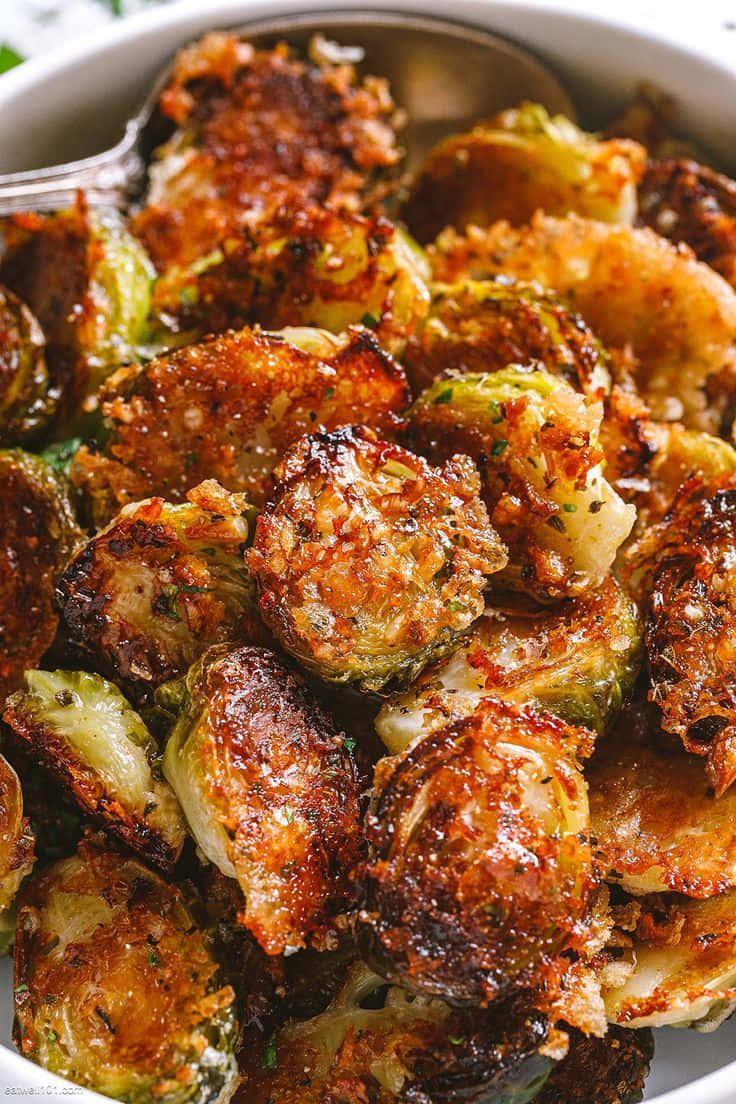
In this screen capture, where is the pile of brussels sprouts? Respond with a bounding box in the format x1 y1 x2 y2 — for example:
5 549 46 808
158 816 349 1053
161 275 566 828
3 28 736 1104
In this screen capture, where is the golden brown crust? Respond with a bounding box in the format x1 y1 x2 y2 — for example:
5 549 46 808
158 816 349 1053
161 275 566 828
0 284 54 444
639 158 736 288
360 698 594 1006
134 34 401 271
57 482 264 704
248 425 506 691
625 476 736 795
0 753 34 914
535 1026 653 1104
13 839 236 1097
0 451 82 703
71 326 409 523
402 279 609 397
589 704 736 896
165 645 363 955
151 204 430 357
429 214 736 433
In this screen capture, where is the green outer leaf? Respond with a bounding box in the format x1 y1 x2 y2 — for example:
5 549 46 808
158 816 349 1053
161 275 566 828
0 45 24 75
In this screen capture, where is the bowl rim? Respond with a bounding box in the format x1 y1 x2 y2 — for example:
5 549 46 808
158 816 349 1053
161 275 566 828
0 3 735 1102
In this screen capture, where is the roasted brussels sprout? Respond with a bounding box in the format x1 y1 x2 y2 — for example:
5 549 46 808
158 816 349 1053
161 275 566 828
625 475 736 795
361 698 593 1005
376 575 642 754
0 753 34 951
13 838 238 1101
0 203 154 432
430 213 736 433
603 890 736 1030
242 961 553 1104
534 1025 653 1104
403 278 610 397
639 158 736 288
408 368 635 602
0 284 56 444
589 703 736 897
405 102 645 243
4 669 186 872
57 479 261 704
71 325 410 524
248 425 506 691
134 33 401 271
151 205 430 358
0 449 82 701
163 644 362 954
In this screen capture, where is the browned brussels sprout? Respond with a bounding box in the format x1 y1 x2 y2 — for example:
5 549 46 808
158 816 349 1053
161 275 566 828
402 278 610 397
241 962 554 1104
0 285 56 444
360 697 594 1006
248 425 506 692
534 1025 653 1104
0 753 34 951
151 205 430 358
163 644 363 955
0 449 82 702
625 475 736 795
4 669 186 873
589 703 736 897
429 213 736 434
0 203 154 432
405 102 645 243
377 575 642 753
13 838 238 1102
133 32 402 271
639 158 736 288
71 325 410 525
407 369 634 602
57 479 262 705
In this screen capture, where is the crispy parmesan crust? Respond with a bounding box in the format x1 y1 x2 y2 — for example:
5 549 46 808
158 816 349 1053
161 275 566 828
0 754 34 915
535 1025 653 1104
625 476 736 795
71 326 409 524
640 158 736 288
134 34 401 271
430 213 736 432
248 425 506 691
361 699 594 1006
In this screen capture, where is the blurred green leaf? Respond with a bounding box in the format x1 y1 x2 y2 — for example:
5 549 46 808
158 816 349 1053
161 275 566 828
0 44 24 74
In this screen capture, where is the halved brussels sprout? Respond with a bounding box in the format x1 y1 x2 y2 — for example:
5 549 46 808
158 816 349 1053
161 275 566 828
361 697 593 1005
534 1025 653 1104
403 278 610 397
134 33 401 271
248 425 506 691
0 284 56 444
163 644 362 955
57 479 262 705
408 368 635 601
71 325 410 525
151 205 430 358
639 158 736 288
243 961 553 1104
376 574 642 754
429 213 736 433
0 203 154 432
4 669 186 873
0 449 82 701
624 475 736 795
0 753 34 952
589 704 736 897
13 838 238 1101
405 101 645 243
603 891 736 1030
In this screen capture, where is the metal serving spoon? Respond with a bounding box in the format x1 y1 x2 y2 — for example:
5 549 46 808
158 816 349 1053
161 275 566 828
0 10 575 216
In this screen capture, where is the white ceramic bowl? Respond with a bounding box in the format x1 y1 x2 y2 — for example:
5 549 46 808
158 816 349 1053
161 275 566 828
0 2 735 1100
